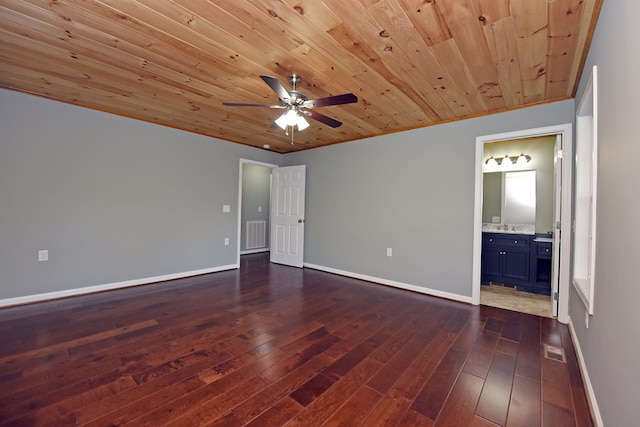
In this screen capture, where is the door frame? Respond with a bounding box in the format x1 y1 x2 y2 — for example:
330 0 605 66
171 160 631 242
472 124 573 324
236 158 278 267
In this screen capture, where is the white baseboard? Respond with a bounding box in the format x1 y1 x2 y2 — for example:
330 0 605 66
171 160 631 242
240 248 269 255
0 264 239 308
567 316 604 427
304 263 472 304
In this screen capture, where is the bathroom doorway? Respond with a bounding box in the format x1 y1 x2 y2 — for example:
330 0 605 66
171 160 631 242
472 124 573 323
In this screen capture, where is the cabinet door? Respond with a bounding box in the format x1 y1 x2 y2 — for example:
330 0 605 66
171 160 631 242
503 250 530 282
481 247 502 283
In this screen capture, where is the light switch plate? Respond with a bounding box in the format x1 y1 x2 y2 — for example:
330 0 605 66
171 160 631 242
224 238 230 246
223 205 231 213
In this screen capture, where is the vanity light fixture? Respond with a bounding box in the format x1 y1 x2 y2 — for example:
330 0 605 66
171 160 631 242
485 156 502 166
516 152 532 164
485 153 532 166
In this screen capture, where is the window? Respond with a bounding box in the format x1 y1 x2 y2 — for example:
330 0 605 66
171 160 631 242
573 65 598 315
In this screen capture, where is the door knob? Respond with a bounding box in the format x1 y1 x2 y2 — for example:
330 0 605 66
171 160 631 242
298 219 304 223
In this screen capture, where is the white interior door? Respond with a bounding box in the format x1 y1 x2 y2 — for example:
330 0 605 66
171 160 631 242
270 165 306 267
551 134 563 317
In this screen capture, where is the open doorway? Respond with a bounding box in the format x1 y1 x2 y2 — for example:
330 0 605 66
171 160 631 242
236 159 277 267
481 137 555 317
472 124 573 324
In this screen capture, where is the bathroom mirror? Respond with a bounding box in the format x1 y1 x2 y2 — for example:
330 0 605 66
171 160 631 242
483 170 536 225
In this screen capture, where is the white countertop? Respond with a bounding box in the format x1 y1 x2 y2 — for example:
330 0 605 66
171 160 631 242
482 223 535 235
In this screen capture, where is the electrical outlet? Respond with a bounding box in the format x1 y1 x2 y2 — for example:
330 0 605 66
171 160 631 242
224 238 230 246
223 205 231 213
386 248 392 257
258 206 262 212
38 250 48 262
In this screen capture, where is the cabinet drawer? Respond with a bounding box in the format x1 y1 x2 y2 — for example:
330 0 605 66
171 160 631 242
537 242 552 258
484 234 530 249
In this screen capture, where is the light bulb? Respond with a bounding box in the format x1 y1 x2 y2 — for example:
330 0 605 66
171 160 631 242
275 112 288 130
296 115 310 130
284 110 299 126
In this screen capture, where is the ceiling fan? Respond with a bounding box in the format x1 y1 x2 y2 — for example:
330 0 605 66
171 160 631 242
223 74 358 132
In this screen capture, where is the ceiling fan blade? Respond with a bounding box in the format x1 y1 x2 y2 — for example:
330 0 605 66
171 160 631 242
260 75 291 101
222 102 284 108
304 93 358 108
305 110 343 128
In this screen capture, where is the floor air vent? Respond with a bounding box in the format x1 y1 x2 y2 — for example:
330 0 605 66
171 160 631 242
543 344 566 363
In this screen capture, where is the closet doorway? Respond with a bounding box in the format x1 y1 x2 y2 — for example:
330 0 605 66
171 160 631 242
236 159 277 267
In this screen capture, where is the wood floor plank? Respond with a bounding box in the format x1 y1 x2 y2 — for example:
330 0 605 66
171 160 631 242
501 312 523 342
284 357 384 427
386 330 457 401
410 347 469 420
496 337 519 356
541 357 573 411
243 396 303 427
0 253 593 426
433 372 484 426
289 372 336 407
360 394 412 426
399 409 435 427
471 415 502 426
230 353 336 423
543 400 576 427
463 331 500 379
70 350 237 424
475 351 517 425
506 375 542 427
515 315 542 381
322 385 383 427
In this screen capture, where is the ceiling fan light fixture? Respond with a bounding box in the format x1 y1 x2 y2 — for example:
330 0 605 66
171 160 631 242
296 114 310 131
274 114 287 130
275 109 309 131
224 74 356 133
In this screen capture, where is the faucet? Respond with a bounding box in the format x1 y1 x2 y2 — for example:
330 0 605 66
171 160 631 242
503 223 509 231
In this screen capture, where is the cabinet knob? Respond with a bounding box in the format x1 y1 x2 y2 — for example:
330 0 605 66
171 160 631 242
515 240 518 244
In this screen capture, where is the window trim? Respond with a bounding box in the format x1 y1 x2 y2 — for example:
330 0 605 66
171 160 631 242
573 65 598 315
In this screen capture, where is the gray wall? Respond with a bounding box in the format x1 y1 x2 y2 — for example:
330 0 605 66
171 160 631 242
569 1 640 426
0 89 281 300
284 100 574 297
482 172 502 223
241 164 271 251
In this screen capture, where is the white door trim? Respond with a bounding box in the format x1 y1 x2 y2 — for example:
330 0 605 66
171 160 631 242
472 124 573 324
237 159 278 267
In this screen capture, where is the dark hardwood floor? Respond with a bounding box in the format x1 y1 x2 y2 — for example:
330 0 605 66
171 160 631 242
0 253 593 426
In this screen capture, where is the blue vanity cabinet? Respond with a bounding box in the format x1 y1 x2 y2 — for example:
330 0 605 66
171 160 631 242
532 240 553 295
481 233 532 292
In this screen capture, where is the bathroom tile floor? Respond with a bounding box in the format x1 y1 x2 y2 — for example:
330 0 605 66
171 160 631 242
481 285 553 318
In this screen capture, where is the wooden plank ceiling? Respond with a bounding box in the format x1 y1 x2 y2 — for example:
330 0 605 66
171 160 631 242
0 0 602 153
